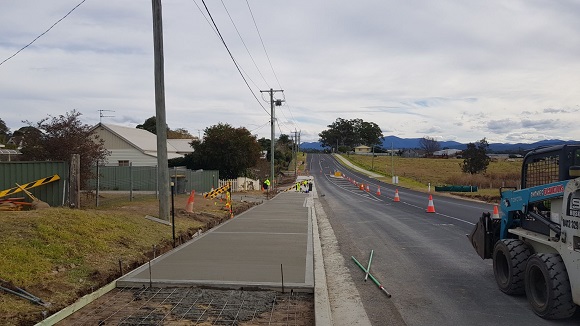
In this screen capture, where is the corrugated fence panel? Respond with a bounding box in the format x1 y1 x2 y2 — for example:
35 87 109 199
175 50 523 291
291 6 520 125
0 161 68 207
88 166 219 193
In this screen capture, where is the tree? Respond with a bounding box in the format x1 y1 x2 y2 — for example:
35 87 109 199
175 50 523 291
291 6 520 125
461 138 491 174
181 123 261 179
0 118 9 143
167 128 193 139
137 116 193 139
257 137 270 151
136 116 157 134
318 117 383 150
19 110 109 187
355 120 383 147
420 137 441 156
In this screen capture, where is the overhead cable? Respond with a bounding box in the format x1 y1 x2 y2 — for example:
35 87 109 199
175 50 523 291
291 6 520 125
0 0 88 67
220 0 269 87
200 0 269 116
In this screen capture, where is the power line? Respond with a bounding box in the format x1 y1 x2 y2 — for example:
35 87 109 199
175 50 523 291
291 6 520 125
192 0 262 90
220 0 269 87
249 120 270 133
245 0 282 90
200 0 269 116
0 0 88 67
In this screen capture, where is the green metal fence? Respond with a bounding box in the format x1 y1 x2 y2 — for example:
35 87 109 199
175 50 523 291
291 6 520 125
84 165 219 207
0 161 68 207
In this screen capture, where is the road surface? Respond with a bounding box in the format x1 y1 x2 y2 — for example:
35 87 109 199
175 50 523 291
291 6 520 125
311 153 580 326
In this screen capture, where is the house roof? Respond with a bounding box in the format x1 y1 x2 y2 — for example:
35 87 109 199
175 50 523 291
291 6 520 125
95 123 183 159
167 139 195 153
354 145 371 149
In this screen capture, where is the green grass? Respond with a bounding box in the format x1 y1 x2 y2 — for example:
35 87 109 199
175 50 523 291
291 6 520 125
338 154 521 202
0 200 209 325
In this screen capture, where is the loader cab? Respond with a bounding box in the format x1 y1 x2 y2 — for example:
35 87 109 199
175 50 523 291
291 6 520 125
518 144 580 236
521 144 580 189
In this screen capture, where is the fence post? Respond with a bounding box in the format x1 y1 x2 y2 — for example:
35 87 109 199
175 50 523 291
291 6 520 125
96 161 100 207
69 154 81 208
129 162 133 201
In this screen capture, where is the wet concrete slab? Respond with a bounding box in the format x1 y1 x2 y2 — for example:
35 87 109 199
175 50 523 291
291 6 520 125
117 191 314 292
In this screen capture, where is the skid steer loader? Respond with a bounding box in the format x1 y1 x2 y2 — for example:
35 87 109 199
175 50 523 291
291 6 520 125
468 144 580 319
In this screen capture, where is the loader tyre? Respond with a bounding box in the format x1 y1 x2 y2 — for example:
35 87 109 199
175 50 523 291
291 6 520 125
525 253 576 319
492 239 531 295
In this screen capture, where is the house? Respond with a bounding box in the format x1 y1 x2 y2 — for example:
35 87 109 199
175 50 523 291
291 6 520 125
0 144 21 162
433 149 462 158
6 135 24 149
354 145 371 153
91 123 195 166
167 138 197 155
401 149 420 158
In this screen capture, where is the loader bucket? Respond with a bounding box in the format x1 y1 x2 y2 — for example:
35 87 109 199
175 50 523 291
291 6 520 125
467 213 495 259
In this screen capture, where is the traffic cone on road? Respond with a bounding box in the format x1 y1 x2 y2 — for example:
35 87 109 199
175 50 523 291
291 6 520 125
393 189 400 202
492 205 500 219
376 186 381 196
366 185 370 192
426 195 436 213
185 190 195 213
360 183 365 190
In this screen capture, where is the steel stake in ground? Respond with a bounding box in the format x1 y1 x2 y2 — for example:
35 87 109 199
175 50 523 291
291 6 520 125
352 255 391 298
365 249 374 281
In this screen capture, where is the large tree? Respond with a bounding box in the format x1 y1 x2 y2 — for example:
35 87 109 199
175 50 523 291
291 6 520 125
461 138 491 174
0 118 9 143
19 110 109 187
181 123 261 179
318 118 383 150
136 116 157 134
136 116 193 139
419 136 441 156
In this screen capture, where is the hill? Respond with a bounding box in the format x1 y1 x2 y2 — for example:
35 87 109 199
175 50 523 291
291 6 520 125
301 137 579 153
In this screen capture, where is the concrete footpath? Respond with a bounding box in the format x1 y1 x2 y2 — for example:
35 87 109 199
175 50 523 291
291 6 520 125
118 190 314 291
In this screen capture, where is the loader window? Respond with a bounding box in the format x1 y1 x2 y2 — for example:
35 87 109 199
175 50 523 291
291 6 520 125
524 155 559 188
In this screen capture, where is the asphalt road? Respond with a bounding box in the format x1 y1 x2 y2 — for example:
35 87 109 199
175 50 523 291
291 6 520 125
310 153 580 326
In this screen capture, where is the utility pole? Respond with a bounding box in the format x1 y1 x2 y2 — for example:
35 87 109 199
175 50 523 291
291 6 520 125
152 0 170 221
293 129 298 176
260 88 283 191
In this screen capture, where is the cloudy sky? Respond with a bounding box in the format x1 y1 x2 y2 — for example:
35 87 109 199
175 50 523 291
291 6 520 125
1 0 579 144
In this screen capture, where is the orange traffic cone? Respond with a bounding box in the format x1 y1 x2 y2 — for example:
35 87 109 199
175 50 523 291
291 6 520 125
393 189 400 202
376 186 381 196
185 190 195 213
492 205 500 219
366 185 370 192
426 195 436 213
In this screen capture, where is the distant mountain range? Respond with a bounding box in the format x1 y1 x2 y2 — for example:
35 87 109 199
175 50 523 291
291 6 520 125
301 136 580 153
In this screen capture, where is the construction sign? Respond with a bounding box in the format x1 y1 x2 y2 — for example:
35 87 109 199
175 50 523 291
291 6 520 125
203 183 231 199
0 175 61 198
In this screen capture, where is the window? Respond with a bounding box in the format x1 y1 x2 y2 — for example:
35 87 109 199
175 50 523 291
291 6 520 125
118 160 130 166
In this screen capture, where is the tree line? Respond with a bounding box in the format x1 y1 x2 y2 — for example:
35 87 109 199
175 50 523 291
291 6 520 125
1 111 298 185
318 118 491 175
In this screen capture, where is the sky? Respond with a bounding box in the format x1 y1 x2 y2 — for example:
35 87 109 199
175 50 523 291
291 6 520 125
1 0 580 144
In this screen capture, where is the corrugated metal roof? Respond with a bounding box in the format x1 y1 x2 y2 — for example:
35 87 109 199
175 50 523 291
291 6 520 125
99 123 180 153
167 139 195 153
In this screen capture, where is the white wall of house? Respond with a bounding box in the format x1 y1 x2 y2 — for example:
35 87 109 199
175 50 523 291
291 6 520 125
101 148 158 166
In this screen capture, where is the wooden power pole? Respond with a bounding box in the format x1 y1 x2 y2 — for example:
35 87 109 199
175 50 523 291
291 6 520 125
152 0 170 221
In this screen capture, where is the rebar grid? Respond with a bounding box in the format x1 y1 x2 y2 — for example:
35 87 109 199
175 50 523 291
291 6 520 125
59 287 313 325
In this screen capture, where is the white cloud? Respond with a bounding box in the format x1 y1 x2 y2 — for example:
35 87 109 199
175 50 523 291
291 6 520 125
1 0 579 144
